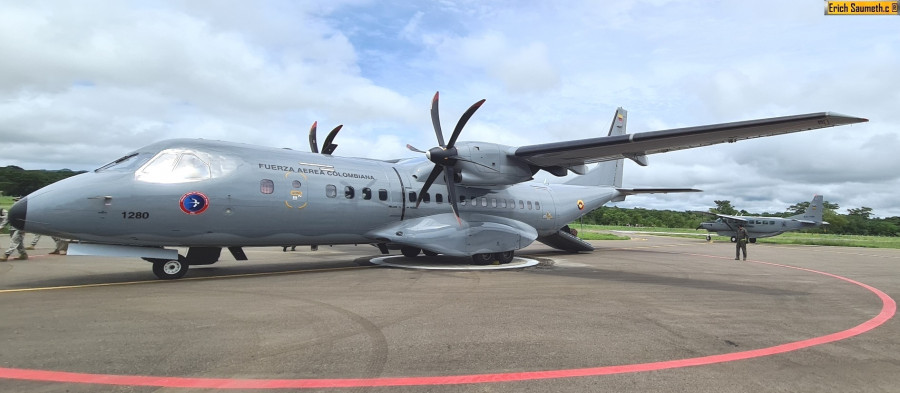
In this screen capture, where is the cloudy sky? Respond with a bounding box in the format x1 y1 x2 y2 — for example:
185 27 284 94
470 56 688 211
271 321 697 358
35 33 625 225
1 1 898 216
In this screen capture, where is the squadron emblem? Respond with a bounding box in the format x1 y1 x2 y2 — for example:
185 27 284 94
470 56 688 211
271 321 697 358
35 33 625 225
577 200 585 210
180 192 209 215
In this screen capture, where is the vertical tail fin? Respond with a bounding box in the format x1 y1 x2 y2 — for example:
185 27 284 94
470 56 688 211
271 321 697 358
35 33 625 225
565 108 627 187
791 195 825 222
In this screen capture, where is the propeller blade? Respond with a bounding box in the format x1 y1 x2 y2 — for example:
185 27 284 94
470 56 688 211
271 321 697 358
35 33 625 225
430 91 445 147
406 144 426 153
443 166 462 226
321 125 343 155
415 165 443 208
308 121 319 153
446 99 485 149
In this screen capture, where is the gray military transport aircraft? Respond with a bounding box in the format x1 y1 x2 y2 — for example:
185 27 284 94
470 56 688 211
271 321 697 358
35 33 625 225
6 92 866 279
697 195 828 242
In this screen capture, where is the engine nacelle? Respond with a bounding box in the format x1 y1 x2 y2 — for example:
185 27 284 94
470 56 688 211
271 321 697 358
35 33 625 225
451 142 534 186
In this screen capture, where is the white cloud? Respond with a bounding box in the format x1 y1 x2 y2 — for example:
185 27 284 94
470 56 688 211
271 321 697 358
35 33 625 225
1 0 899 218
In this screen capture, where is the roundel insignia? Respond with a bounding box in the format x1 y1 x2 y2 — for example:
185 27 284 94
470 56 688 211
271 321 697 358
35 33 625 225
180 192 209 215
577 200 585 210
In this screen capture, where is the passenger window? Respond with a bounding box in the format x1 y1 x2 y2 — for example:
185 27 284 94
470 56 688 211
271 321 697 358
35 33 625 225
378 189 388 201
491 198 497 208
500 199 507 208
292 180 301 188
535 201 541 210
362 188 372 200
509 199 515 209
527 201 533 210
481 197 487 207
408 191 417 203
326 184 337 198
423 193 431 203
436 193 443 203
260 179 274 194
460 195 467 206
345 186 355 199
519 200 525 209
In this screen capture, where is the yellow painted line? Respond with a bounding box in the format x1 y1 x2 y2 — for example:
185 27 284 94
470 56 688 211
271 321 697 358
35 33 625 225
0 265 378 294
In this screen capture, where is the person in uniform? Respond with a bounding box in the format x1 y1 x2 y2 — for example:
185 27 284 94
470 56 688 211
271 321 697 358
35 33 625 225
735 224 749 261
0 214 28 262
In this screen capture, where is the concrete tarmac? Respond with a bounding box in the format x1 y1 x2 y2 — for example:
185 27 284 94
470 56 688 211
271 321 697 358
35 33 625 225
1 235 898 392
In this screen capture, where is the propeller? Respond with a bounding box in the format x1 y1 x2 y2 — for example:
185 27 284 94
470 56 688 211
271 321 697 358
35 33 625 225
308 121 343 155
409 91 486 224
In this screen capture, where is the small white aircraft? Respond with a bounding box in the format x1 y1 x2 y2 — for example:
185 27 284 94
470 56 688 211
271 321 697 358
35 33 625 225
6 92 867 279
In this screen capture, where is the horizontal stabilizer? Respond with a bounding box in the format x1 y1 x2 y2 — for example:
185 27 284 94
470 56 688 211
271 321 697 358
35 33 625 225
616 188 702 195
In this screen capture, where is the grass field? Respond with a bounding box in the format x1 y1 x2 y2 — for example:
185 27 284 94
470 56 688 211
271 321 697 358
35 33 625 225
572 224 900 249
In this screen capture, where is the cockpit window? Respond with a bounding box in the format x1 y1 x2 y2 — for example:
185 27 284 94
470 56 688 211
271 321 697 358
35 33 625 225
135 148 224 183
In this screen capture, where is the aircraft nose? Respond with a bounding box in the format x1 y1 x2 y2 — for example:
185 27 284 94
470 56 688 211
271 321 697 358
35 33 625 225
8 197 27 230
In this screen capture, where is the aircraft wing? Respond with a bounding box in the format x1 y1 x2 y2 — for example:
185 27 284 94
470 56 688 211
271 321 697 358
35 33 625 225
514 112 867 168
710 213 750 223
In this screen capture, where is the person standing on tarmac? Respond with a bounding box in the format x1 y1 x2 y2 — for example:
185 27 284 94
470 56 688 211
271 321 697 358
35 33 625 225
0 213 28 262
735 224 749 261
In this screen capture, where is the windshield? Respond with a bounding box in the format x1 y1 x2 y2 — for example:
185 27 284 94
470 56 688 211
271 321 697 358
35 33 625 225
134 148 233 183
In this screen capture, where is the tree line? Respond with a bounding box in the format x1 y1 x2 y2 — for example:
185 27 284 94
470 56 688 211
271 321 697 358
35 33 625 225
0 166 86 197
580 199 899 237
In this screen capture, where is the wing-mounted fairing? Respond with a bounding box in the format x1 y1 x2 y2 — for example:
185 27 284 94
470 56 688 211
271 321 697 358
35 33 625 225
366 213 538 257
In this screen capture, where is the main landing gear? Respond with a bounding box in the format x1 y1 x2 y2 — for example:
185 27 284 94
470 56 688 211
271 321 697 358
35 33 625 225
400 246 515 265
145 256 190 280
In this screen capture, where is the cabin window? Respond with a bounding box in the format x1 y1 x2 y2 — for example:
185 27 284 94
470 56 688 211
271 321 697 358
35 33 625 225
423 192 431 203
362 188 372 200
345 186 355 199
491 198 497 208
436 194 443 203
481 197 488 207
326 184 337 198
527 201 533 210
535 201 541 210
509 199 515 209
292 180 301 188
500 199 507 208
519 200 525 209
408 191 417 203
378 189 388 201
260 179 274 194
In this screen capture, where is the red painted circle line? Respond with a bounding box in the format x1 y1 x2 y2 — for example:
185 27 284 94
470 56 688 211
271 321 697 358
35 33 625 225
0 255 894 389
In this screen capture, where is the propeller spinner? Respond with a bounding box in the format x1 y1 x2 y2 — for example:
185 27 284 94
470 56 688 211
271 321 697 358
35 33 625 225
407 92 486 224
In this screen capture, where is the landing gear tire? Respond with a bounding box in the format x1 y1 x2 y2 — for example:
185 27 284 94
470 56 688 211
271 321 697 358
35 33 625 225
494 251 514 264
471 253 495 265
151 258 189 280
423 250 438 257
401 246 421 258
706 235 712 241
730 236 737 243
749 238 757 244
